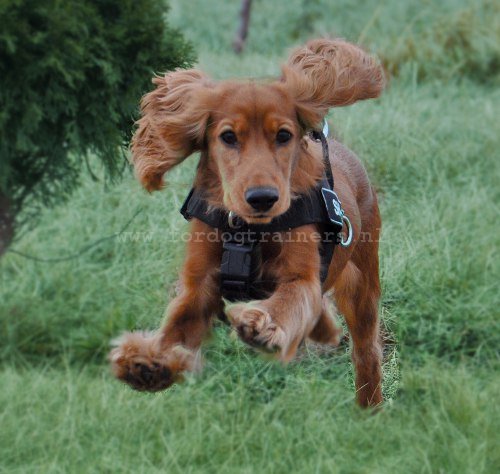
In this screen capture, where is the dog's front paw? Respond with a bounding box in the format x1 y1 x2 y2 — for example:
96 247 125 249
109 331 200 392
227 304 287 354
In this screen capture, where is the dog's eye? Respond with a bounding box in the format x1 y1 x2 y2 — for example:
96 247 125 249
220 131 238 146
276 129 292 144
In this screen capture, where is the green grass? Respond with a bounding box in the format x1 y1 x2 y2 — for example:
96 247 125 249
1 362 498 473
1 0 499 472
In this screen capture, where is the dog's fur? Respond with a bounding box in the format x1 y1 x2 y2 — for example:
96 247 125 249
110 39 385 407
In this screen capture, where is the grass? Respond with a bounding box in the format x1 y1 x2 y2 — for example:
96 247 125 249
1 0 499 472
1 362 498 473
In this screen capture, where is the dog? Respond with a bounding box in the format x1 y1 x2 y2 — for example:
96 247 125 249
110 38 385 407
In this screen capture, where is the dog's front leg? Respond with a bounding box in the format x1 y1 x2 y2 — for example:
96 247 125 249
110 220 222 391
228 226 323 361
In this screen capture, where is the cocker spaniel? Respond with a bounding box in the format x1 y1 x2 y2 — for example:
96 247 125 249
110 38 385 407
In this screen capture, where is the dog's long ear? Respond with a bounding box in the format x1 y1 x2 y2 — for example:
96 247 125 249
282 39 385 130
131 69 214 191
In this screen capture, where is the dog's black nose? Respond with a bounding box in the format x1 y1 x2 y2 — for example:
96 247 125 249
245 187 279 212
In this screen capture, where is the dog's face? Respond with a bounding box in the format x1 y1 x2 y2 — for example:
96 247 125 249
132 39 384 223
204 82 302 223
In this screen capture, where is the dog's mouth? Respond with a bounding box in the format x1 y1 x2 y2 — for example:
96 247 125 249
242 214 273 225
239 204 292 225
228 197 291 226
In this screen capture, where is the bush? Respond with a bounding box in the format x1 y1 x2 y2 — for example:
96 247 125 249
0 0 195 252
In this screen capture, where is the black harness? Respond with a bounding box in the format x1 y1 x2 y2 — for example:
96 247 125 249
180 130 346 302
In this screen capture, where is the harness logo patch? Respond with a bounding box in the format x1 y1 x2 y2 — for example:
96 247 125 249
321 187 344 229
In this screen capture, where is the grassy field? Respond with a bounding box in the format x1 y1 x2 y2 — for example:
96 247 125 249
1 0 499 472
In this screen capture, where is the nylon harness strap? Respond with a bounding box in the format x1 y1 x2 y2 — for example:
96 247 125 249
180 131 345 301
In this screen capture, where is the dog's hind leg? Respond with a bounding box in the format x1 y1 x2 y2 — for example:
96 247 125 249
308 295 342 346
109 220 222 392
334 246 383 407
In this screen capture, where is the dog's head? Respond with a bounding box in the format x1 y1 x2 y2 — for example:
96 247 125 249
132 39 384 224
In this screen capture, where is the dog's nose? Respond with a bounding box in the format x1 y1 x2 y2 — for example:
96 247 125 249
245 187 279 212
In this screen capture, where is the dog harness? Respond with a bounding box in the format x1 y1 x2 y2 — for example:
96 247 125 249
180 128 350 302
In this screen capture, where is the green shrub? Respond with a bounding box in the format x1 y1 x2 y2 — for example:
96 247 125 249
0 0 194 251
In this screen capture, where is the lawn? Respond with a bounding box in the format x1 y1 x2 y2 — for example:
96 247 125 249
1 0 499 472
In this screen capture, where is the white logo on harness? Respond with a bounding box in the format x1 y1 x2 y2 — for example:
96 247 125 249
320 188 343 227
332 197 341 216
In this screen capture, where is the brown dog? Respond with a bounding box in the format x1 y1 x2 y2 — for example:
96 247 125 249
110 39 385 407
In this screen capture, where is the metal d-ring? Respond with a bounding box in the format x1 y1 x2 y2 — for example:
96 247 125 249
228 211 243 229
340 214 353 247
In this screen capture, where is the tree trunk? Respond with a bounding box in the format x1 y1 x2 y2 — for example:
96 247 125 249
233 0 253 54
0 192 14 256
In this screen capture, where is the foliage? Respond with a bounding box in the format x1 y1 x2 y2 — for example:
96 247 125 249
0 0 194 231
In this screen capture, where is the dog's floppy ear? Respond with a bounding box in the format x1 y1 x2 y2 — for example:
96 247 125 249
282 38 385 130
131 69 214 191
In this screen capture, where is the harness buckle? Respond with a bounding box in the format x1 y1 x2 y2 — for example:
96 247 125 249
220 237 256 301
228 211 244 229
